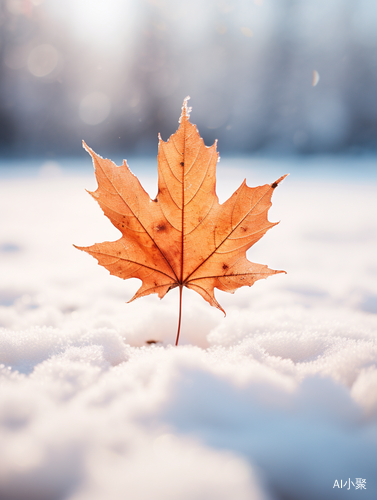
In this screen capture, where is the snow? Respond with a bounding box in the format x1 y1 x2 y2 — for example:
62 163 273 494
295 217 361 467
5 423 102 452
1 158 377 500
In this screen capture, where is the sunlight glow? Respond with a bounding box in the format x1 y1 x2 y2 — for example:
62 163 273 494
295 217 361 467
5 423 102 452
64 0 136 50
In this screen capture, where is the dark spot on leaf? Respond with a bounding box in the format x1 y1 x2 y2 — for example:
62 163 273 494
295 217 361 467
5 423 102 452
222 264 229 270
180 162 184 166
146 340 160 345
156 224 166 231
240 226 247 232
271 182 278 189
152 197 158 202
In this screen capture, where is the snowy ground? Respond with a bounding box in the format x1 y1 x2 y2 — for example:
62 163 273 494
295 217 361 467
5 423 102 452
1 157 377 500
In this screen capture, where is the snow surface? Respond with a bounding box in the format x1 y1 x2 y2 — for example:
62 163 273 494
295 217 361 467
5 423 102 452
1 159 377 500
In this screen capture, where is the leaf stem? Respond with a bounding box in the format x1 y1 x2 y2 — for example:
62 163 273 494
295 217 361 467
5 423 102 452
175 285 183 346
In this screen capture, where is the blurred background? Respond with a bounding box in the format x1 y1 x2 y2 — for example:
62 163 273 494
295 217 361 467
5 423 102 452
0 0 377 160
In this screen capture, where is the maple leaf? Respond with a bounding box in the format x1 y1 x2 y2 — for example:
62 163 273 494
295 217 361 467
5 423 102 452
75 97 287 345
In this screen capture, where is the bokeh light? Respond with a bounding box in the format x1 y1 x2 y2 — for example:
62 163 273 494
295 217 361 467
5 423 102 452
27 44 59 78
312 70 320 87
79 92 111 126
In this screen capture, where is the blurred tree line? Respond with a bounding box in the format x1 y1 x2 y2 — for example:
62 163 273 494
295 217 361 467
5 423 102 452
0 0 377 158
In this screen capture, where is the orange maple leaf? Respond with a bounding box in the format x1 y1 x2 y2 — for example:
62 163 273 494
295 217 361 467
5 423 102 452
75 97 287 345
